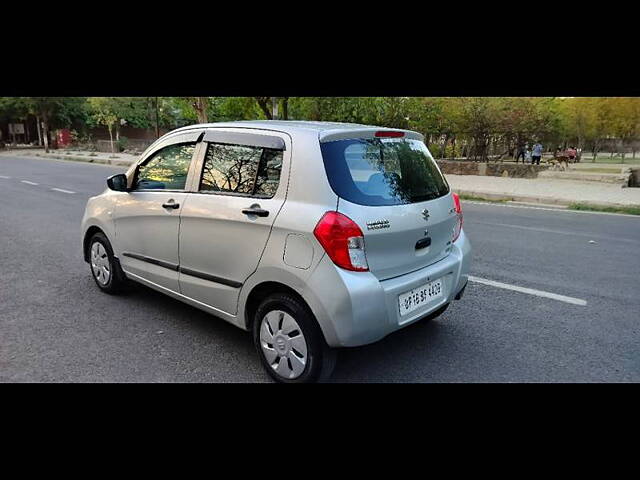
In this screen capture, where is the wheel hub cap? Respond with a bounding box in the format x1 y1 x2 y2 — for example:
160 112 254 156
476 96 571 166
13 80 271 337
260 310 308 380
90 242 111 285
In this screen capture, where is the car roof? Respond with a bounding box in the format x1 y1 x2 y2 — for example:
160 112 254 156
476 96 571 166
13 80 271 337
169 120 422 141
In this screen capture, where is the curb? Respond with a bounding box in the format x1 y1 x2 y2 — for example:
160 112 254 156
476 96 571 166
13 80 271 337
36 153 134 167
453 189 639 210
2 151 134 168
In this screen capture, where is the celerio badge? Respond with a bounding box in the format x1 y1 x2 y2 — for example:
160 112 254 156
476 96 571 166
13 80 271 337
366 220 390 230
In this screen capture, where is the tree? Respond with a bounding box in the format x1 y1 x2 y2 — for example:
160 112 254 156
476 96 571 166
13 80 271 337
452 97 502 161
87 98 120 153
253 97 290 120
191 97 209 123
609 97 640 161
27 98 61 153
254 97 273 119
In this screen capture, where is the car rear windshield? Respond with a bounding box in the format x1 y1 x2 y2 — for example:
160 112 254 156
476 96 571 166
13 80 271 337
320 137 450 206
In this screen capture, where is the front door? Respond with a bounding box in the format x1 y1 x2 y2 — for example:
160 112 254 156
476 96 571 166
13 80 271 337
178 130 290 315
115 141 198 291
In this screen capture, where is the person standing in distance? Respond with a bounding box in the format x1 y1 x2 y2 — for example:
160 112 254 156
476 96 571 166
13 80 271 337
532 141 544 165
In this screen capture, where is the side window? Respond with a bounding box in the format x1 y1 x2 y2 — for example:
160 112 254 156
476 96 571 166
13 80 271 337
135 143 196 191
200 143 283 197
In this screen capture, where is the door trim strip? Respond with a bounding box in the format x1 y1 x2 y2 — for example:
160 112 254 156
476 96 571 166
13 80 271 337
178 266 243 288
122 253 243 288
122 252 179 271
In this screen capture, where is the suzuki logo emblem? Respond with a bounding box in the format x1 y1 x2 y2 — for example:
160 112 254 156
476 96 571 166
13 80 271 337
421 209 430 221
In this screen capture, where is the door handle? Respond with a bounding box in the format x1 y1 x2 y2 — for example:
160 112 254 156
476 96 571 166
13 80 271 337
162 201 180 210
242 206 269 217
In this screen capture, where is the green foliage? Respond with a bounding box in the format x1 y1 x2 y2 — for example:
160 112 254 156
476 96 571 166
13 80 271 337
569 203 640 216
458 194 509 203
1 97 639 163
117 136 129 151
428 143 442 158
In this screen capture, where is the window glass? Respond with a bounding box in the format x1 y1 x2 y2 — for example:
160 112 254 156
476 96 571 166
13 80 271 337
200 143 283 197
136 143 195 190
254 149 283 197
320 138 449 206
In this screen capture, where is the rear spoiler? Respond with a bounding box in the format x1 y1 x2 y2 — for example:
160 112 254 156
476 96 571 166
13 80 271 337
319 128 424 143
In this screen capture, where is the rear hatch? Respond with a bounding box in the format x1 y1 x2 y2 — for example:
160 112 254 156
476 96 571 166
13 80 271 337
320 132 457 281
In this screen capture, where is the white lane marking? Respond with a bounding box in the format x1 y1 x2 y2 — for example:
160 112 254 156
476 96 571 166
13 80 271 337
0 175 10 179
463 200 640 218
468 275 588 306
21 180 39 185
51 188 76 194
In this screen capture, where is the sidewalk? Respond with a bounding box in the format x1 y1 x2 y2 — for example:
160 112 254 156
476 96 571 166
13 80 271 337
448 174 640 207
0 148 138 167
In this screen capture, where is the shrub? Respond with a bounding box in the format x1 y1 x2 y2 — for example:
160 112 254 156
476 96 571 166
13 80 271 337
117 136 129 152
428 143 442 158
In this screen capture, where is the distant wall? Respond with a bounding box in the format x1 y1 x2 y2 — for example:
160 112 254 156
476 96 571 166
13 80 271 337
88 126 170 141
436 160 549 179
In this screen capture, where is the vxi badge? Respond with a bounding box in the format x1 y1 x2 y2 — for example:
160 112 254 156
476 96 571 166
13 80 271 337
366 219 390 230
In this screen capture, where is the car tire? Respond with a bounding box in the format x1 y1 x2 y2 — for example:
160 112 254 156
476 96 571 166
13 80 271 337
253 293 336 383
88 232 127 294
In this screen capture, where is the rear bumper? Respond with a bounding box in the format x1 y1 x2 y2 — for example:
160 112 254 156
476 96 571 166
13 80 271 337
304 230 472 347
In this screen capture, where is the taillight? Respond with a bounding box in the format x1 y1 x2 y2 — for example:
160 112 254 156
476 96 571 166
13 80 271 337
452 193 463 242
313 211 369 272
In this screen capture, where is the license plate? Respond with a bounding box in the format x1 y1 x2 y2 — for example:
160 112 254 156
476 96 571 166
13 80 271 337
398 278 443 316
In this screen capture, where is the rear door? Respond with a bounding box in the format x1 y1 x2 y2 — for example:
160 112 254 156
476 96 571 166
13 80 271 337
178 129 291 315
320 134 457 281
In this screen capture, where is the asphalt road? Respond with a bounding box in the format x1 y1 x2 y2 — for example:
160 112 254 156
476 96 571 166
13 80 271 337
1 154 639 382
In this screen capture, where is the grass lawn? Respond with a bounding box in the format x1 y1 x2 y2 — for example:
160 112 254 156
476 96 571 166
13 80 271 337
569 203 640 216
579 156 640 164
458 194 509 203
571 167 623 174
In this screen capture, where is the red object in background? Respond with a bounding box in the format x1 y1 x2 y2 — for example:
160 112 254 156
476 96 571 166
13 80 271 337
56 129 72 147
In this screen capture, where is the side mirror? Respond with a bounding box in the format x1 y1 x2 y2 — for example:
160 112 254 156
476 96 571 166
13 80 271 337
107 173 128 192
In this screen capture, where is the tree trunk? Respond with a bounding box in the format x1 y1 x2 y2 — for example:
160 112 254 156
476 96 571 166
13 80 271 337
281 97 289 120
42 116 50 153
193 97 208 123
36 115 42 146
154 97 160 139
108 125 114 154
255 97 273 120
441 134 449 159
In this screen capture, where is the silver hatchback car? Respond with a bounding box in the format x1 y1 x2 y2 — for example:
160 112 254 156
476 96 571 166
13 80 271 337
81 121 471 382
